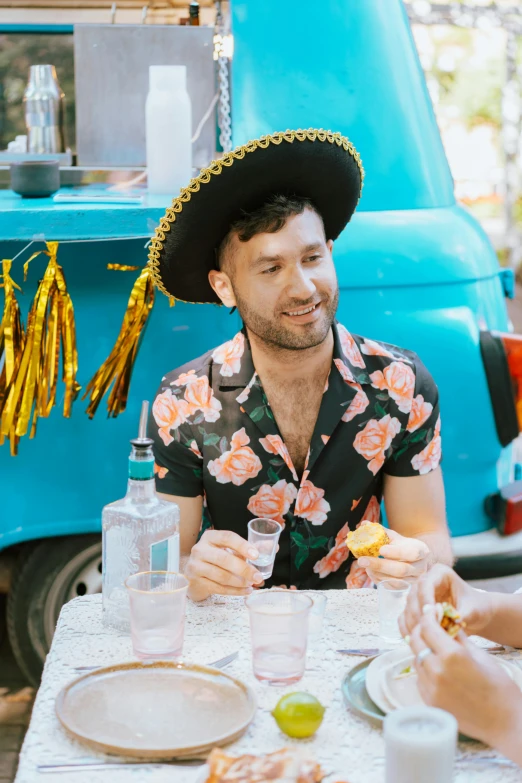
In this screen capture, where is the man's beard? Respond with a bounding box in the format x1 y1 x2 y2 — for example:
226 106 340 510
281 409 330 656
232 286 339 351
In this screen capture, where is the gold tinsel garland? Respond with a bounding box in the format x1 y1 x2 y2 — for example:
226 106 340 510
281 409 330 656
83 264 155 419
1 241 81 444
0 259 25 455
0 246 155 454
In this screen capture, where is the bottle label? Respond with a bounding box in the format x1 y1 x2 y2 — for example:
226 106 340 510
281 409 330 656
150 533 180 573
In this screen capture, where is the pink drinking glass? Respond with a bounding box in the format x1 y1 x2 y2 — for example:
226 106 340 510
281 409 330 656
125 571 188 661
245 591 312 684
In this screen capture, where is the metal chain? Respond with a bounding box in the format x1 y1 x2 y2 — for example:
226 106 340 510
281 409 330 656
214 1 232 153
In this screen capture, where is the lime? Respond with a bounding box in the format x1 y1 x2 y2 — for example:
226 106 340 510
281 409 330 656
271 692 325 738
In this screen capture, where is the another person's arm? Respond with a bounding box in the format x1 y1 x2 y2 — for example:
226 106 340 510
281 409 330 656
400 562 522 649
409 608 522 764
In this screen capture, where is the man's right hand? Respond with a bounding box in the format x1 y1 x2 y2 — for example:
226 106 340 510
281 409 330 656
185 529 264 602
399 563 494 640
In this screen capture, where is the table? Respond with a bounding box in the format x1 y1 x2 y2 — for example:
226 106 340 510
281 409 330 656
15 590 522 783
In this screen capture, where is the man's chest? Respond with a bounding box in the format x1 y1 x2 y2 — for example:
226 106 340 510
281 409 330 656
260 379 325 475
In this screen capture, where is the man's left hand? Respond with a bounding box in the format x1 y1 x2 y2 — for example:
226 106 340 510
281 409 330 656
357 527 430 583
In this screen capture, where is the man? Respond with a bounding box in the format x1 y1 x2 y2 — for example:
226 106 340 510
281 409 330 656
147 129 452 602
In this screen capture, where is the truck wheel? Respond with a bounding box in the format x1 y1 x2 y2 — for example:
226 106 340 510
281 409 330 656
7 535 102 685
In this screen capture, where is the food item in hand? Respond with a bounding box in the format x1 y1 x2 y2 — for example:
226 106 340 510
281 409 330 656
436 602 466 637
345 522 390 558
272 692 325 739
206 747 323 783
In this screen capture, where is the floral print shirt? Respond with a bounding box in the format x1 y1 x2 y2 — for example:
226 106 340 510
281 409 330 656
150 322 442 590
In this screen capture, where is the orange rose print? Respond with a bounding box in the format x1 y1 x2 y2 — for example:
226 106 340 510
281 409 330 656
152 389 190 446
345 560 373 589
370 361 415 414
212 332 245 377
172 369 197 386
247 479 298 524
360 339 395 359
334 359 370 422
208 427 262 486
259 434 298 481
313 523 349 578
183 375 222 422
334 357 355 384
321 435 330 445
342 383 370 422
360 495 381 525
407 394 433 432
188 440 203 459
353 414 401 474
411 416 442 475
337 323 366 369
154 462 168 479
236 372 257 405
351 497 361 511
295 479 330 525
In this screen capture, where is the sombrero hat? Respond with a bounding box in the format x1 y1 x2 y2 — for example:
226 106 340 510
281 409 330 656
147 128 364 305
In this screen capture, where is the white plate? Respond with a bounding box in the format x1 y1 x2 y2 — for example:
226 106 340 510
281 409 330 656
365 648 406 714
371 648 522 712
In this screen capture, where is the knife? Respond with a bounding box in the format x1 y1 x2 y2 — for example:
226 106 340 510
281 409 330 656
337 645 507 656
37 760 205 773
336 648 383 656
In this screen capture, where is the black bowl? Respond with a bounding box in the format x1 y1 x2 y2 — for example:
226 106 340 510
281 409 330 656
10 160 60 198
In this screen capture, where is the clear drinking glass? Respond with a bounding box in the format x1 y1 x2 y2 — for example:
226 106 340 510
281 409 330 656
247 518 283 579
245 591 312 684
378 578 410 643
304 592 328 646
125 571 188 660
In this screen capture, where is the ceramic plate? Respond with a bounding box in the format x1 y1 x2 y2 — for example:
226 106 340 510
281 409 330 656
341 657 386 727
369 648 522 713
365 648 406 714
56 661 256 758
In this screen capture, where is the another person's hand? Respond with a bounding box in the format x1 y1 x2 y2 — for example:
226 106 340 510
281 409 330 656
409 608 522 754
357 527 430 584
399 563 493 640
185 530 264 601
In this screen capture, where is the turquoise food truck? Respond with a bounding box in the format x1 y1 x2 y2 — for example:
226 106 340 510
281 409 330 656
1 0 522 683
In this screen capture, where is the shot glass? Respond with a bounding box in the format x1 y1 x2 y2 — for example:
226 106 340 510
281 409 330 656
247 518 283 580
378 578 410 644
245 591 313 684
125 571 188 661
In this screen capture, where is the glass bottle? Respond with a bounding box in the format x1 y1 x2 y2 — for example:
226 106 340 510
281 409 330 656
189 2 200 25
102 402 180 632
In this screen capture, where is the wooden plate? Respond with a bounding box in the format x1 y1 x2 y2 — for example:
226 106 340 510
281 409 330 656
56 661 256 758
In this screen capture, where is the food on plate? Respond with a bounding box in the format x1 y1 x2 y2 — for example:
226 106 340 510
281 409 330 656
436 602 466 637
271 692 325 738
395 664 414 680
205 747 323 783
345 522 390 558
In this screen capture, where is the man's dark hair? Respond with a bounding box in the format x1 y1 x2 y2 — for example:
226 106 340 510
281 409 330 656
217 194 323 271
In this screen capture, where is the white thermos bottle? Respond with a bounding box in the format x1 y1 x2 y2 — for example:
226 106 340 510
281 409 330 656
145 65 192 195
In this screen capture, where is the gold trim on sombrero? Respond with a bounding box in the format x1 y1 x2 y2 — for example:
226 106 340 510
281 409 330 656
147 128 365 305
